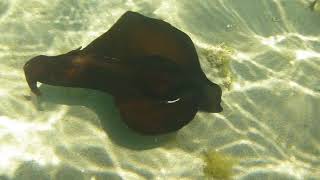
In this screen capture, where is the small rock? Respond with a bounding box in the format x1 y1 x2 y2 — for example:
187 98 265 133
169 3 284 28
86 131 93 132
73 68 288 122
271 17 280 22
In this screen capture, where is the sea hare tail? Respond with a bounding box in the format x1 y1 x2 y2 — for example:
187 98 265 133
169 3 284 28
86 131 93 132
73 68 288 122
198 80 223 113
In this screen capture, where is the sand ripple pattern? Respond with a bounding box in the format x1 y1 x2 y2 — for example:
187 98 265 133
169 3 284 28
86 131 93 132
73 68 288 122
0 0 319 179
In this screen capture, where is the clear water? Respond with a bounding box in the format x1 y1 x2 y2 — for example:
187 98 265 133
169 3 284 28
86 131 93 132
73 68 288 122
0 0 319 179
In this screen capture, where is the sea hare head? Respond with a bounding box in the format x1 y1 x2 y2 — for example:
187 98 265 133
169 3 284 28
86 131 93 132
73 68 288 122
24 48 82 95
24 55 50 96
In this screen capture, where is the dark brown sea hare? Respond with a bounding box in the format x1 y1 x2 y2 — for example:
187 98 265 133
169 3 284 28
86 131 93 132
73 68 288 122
23 11 223 135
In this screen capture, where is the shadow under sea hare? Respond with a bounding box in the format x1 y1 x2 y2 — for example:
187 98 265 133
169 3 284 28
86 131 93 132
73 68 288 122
23 11 223 135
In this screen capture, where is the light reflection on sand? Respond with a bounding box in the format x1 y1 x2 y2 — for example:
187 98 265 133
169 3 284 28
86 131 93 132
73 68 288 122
0 0 319 179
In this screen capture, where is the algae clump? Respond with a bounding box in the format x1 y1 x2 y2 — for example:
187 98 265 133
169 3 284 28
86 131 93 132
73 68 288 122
202 43 236 90
202 150 238 180
311 0 320 13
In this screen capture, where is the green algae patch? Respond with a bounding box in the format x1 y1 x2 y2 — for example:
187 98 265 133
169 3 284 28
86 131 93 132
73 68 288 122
202 150 239 180
201 43 236 90
311 0 320 13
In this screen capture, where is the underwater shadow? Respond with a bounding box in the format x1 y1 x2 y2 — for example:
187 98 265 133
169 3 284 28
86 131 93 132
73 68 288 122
37 85 175 150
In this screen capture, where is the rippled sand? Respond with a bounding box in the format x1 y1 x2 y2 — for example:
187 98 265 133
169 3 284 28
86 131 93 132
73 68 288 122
0 0 319 179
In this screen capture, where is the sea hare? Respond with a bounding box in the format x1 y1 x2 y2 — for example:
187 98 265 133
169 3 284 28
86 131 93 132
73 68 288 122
23 11 223 135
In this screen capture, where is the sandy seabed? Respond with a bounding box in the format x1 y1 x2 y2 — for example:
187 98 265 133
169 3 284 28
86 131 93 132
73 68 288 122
0 0 319 179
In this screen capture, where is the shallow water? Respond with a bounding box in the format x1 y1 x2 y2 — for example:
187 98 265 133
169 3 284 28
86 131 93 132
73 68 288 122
0 0 319 179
